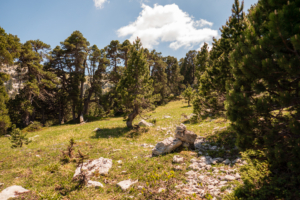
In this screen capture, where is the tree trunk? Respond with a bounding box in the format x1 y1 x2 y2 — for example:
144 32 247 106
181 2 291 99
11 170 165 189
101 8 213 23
126 107 138 129
72 102 76 121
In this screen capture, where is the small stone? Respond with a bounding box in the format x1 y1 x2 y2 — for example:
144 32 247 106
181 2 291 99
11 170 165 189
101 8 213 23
235 173 241 179
222 159 231 165
93 128 101 132
4 135 11 137
210 146 218 150
87 180 104 188
161 128 167 131
173 165 182 171
0 183 3 186
113 149 121 151
117 160 122 164
36 155 40 157
164 116 172 119
117 180 138 191
224 175 235 181
121 171 127 174
137 186 144 190
158 188 166 193
173 155 184 163
138 120 154 127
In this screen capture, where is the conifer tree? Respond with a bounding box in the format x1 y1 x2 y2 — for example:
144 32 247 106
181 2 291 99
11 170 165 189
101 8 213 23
60 31 90 122
180 50 197 87
227 0 300 198
117 38 156 128
9 124 31 148
164 56 184 97
0 27 20 134
145 49 168 104
16 40 56 126
182 85 194 106
193 0 245 119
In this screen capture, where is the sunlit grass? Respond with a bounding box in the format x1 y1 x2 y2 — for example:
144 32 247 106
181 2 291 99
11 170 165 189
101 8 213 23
0 100 230 199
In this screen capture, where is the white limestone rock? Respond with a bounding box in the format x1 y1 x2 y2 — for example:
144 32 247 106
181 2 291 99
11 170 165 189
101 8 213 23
87 180 104 188
93 128 101 132
73 157 112 178
0 185 29 200
224 175 236 181
152 137 182 156
173 155 184 163
117 180 138 191
138 120 154 127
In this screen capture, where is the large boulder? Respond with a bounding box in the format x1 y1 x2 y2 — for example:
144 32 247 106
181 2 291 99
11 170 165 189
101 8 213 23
138 120 154 127
152 137 182 156
0 185 29 200
175 124 197 147
73 157 112 178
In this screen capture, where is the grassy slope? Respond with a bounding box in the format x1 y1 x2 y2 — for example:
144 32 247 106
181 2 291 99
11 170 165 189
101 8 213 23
0 100 230 200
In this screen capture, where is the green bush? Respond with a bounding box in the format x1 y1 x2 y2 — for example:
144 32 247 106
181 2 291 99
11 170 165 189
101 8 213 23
23 121 43 132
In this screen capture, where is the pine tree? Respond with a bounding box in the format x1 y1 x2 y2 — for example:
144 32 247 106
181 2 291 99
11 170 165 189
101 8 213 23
145 49 168 104
9 124 31 148
16 40 56 127
227 0 300 198
179 50 197 87
164 56 184 97
193 0 245 120
60 31 90 122
117 38 157 128
0 27 21 134
182 85 194 107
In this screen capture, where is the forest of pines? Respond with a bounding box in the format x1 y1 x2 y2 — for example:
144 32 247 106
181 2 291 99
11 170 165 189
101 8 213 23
1 0 300 199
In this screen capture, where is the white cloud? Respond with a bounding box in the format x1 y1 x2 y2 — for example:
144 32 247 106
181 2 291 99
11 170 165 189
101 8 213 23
117 4 218 50
93 0 108 9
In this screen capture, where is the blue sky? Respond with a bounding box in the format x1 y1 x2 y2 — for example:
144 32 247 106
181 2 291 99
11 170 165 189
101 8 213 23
0 0 257 59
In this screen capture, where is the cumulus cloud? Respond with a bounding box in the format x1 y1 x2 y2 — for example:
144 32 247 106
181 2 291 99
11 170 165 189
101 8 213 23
93 0 108 9
117 4 218 50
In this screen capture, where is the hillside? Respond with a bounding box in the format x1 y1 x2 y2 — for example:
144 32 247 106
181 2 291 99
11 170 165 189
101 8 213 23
0 100 248 200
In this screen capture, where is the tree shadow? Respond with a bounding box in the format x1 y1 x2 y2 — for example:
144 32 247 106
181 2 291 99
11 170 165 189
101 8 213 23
180 105 191 108
90 126 149 139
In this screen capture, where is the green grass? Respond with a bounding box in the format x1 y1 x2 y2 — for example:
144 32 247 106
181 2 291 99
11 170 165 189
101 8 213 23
0 100 230 200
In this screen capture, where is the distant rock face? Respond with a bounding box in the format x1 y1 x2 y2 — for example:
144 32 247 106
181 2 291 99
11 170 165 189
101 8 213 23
73 157 112 178
0 185 29 200
152 137 182 156
138 120 154 127
175 124 197 148
117 180 138 191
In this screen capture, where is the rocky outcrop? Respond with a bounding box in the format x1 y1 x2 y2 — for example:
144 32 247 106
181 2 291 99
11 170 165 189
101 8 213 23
175 124 197 148
152 137 182 156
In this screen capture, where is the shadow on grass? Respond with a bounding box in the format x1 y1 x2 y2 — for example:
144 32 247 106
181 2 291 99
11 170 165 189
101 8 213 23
90 126 150 139
180 105 191 108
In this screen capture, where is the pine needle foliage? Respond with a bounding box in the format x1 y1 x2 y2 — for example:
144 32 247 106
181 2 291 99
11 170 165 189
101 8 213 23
227 0 300 198
9 124 31 148
117 38 158 128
